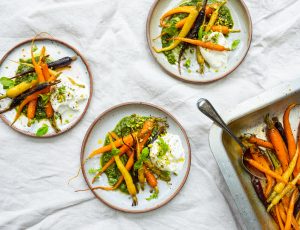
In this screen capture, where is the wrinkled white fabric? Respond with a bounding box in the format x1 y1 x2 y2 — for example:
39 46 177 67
1 0 300 229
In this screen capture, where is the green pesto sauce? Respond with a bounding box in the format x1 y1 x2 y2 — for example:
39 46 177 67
216 6 234 29
100 114 167 193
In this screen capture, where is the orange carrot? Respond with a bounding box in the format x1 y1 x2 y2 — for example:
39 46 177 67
175 18 187 28
12 88 48 124
41 63 54 118
283 104 298 161
27 100 37 119
173 37 230 51
265 115 289 171
251 149 274 197
91 144 130 184
279 203 287 223
28 45 46 119
245 159 288 183
88 132 137 159
211 25 240 35
41 63 51 81
144 166 158 189
248 136 274 149
276 205 285 230
284 189 299 230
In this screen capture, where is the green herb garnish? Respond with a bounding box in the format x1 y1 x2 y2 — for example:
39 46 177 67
36 124 49 136
0 77 14 89
157 137 169 158
88 168 100 175
146 189 159 201
231 39 240 50
39 93 51 106
134 147 150 170
184 59 191 68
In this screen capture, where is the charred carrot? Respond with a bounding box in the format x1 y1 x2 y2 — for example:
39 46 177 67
248 136 274 149
265 114 289 171
285 189 299 230
245 159 287 183
12 88 48 124
172 37 230 51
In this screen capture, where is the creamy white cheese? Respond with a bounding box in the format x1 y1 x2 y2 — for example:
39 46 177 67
50 76 88 114
200 32 229 70
150 133 185 172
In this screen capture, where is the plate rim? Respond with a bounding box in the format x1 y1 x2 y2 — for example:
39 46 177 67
0 37 93 138
146 0 253 84
80 101 191 213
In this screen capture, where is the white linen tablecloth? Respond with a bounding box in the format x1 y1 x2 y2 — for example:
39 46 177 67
1 0 300 229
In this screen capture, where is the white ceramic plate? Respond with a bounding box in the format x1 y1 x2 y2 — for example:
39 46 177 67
147 0 252 83
81 102 191 212
0 38 93 137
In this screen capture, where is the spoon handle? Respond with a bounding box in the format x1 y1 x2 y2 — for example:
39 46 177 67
197 98 246 151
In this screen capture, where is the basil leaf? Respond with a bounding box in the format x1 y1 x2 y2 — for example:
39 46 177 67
0 77 14 89
231 39 240 50
134 147 149 170
36 124 49 136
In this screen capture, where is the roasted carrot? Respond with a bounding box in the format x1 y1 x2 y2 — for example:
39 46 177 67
284 104 297 159
27 100 37 119
172 37 230 51
41 62 54 118
245 159 287 183
285 189 299 230
92 150 135 191
12 88 48 125
27 45 46 120
160 6 197 27
268 147 299 202
267 173 300 211
144 166 158 193
154 7 199 52
276 205 285 230
205 1 226 32
88 132 137 159
248 136 274 149
175 18 187 28
265 115 289 171
251 149 274 197
91 144 130 183
279 203 287 223
211 25 240 35
115 154 137 205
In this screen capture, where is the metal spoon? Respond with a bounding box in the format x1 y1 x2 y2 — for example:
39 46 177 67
197 98 265 179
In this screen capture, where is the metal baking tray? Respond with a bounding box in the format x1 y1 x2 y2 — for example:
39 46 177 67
209 79 300 229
